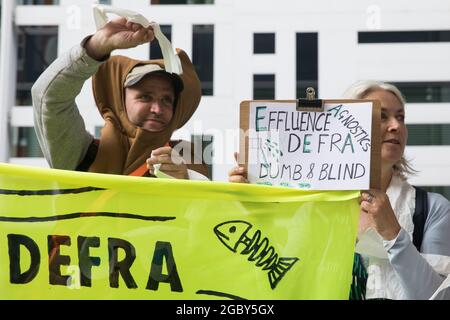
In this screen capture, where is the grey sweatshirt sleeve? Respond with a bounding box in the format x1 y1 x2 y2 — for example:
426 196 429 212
384 192 450 299
32 43 104 170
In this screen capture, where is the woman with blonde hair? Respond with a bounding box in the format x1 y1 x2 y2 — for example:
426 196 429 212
345 80 449 299
229 81 450 299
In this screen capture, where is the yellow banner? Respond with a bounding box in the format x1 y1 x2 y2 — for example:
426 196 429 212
0 163 359 300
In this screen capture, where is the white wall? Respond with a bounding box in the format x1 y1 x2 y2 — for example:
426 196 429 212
3 0 450 184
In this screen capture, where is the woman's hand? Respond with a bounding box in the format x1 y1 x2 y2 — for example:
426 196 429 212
360 189 401 240
85 17 154 60
228 152 249 183
146 146 188 180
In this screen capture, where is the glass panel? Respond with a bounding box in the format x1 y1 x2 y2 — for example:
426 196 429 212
9 127 44 157
392 82 450 103
150 25 172 60
358 30 450 43
16 26 58 106
407 124 450 145
296 32 318 98
192 24 214 96
254 33 275 54
253 74 275 100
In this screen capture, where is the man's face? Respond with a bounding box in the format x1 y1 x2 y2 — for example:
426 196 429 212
124 73 175 132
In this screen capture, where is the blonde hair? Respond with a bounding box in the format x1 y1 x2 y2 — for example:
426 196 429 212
343 80 416 178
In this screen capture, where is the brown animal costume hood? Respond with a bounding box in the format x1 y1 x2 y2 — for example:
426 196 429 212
89 49 201 175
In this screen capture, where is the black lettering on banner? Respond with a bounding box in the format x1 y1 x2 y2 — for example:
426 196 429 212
108 238 137 289
147 241 183 292
48 235 71 286
0 186 104 196
78 236 100 287
195 289 246 300
8 234 40 284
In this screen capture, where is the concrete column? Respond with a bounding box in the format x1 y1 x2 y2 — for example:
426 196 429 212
0 0 17 162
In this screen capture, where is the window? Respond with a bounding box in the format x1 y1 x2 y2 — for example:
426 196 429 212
253 74 275 100
418 186 450 202
254 33 275 54
151 0 214 4
16 26 58 106
391 82 450 103
358 30 450 43
191 134 213 180
192 24 214 96
296 32 318 99
150 25 172 60
407 124 450 146
9 127 43 158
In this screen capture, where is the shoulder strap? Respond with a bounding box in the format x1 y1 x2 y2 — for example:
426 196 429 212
412 186 429 251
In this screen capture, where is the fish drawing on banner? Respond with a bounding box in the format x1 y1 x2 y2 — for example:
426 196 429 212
213 220 299 289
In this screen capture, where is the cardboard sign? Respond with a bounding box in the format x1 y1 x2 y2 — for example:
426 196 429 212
240 100 381 190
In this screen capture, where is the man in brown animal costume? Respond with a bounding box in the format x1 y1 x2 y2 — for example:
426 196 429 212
32 17 208 179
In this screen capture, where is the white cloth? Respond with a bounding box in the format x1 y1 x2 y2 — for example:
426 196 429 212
154 164 209 181
358 175 450 299
362 175 415 299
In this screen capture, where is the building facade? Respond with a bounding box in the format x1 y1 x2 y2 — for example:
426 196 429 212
1 0 449 197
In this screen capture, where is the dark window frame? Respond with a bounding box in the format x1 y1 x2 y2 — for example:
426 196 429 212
253 33 276 54
296 32 318 99
358 30 450 43
149 25 172 60
392 82 450 103
407 124 450 146
16 25 58 106
253 74 276 100
192 24 214 96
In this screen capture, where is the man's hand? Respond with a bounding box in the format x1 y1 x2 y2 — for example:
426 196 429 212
146 146 188 180
228 152 249 183
85 17 154 60
360 189 401 241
